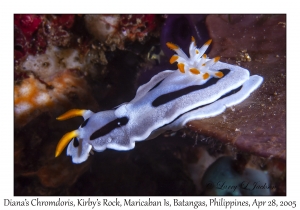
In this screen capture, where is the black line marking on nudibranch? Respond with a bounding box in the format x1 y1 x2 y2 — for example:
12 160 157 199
155 84 243 130
152 69 230 107
90 117 129 140
218 85 243 100
73 137 80 147
148 79 165 92
80 118 90 128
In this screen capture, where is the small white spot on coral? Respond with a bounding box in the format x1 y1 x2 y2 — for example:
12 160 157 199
15 102 32 115
35 93 50 105
63 50 83 69
18 83 32 97
53 82 63 89
63 78 73 84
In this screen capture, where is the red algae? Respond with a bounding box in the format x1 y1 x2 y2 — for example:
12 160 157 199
14 14 42 39
14 14 76 70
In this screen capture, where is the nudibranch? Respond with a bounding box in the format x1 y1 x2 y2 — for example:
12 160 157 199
56 37 263 163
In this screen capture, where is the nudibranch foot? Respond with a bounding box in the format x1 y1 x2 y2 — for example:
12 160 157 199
56 37 263 164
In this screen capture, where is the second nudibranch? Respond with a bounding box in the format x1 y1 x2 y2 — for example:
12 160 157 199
56 37 263 164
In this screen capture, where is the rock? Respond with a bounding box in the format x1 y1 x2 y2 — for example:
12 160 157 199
189 15 286 160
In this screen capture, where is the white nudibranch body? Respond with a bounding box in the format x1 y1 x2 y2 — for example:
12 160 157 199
56 37 263 164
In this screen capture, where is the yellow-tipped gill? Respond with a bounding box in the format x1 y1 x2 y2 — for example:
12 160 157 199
166 42 179 50
214 56 221 62
170 55 179 64
178 63 185 73
190 68 200 75
204 39 212 46
55 130 79 157
215 71 224 78
203 73 210 80
191 36 196 46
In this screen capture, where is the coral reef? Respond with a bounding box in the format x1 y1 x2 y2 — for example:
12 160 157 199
14 70 98 128
84 14 159 50
14 74 53 127
22 46 84 81
14 15 76 70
